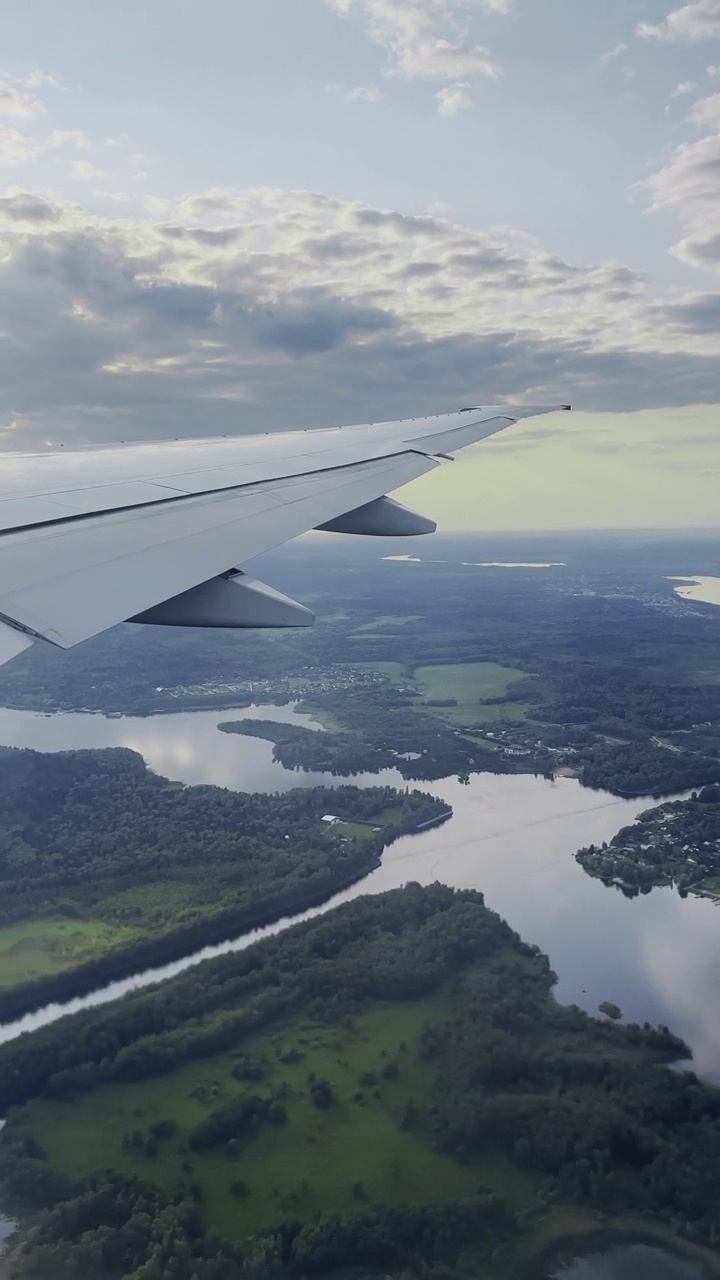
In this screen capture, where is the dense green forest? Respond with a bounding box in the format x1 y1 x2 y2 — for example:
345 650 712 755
577 785 720 894
0 744 445 1015
1 884 720 1279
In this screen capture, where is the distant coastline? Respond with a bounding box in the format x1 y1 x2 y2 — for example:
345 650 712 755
668 576 720 608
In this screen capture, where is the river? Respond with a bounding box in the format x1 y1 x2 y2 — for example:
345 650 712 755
0 704 719 1085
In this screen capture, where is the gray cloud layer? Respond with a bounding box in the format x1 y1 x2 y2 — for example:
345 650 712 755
1 185 719 448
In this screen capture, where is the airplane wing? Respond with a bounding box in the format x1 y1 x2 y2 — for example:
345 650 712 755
0 403 569 668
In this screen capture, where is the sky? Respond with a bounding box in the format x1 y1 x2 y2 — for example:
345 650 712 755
1 0 719 529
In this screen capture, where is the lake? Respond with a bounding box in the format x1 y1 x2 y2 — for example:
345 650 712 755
0 705 719 1086
669 576 720 607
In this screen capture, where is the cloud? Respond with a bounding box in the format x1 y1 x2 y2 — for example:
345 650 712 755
344 85 384 101
0 184 719 451
325 1 505 82
435 81 472 115
639 92 720 270
0 79 45 120
638 0 720 43
598 42 628 65
0 190 61 221
71 158 113 180
670 80 698 97
0 127 44 166
661 289 720 329
0 72 72 166
0 124 90 169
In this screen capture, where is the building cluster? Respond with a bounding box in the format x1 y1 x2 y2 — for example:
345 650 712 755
160 665 385 703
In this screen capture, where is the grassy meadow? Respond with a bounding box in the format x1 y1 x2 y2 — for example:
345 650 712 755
17 996 534 1244
0 918 143 988
357 660 530 726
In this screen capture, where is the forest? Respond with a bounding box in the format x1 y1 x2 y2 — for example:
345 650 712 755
218 695 504 782
0 744 445 1017
1 884 719 1279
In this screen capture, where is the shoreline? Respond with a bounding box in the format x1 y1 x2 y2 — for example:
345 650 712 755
0 701 710 802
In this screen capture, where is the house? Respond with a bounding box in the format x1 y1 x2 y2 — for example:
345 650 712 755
321 815 340 825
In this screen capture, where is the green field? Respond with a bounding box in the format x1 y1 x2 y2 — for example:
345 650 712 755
0 918 143 988
355 659 530 726
18 998 533 1244
332 818 382 840
413 662 529 726
327 807 405 841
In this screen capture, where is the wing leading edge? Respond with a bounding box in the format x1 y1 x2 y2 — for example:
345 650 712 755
0 403 570 667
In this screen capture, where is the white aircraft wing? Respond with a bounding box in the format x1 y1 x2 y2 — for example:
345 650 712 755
0 403 569 668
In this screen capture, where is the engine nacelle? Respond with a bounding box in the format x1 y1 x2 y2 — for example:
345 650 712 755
131 571 314 628
317 495 435 537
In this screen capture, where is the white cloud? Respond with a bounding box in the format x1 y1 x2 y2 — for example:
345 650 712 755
0 122 91 169
47 129 91 152
71 158 112 180
344 84 384 101
325 0 506 82
640 92 720 270
598 42 628 65
670 80 698 97
0 81 45 120
638 0 720 43
435 80 473 115
23 70 61 90
93 190 129 202
0 127 44 165
689 89 720 124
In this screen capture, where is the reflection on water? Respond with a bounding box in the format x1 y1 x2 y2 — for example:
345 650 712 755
0 707 720 1083
669 575 720 607
0 704 404 793
548 1241 701 1278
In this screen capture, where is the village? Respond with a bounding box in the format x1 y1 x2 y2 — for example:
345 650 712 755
151 664 387 706
576 789 720 895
